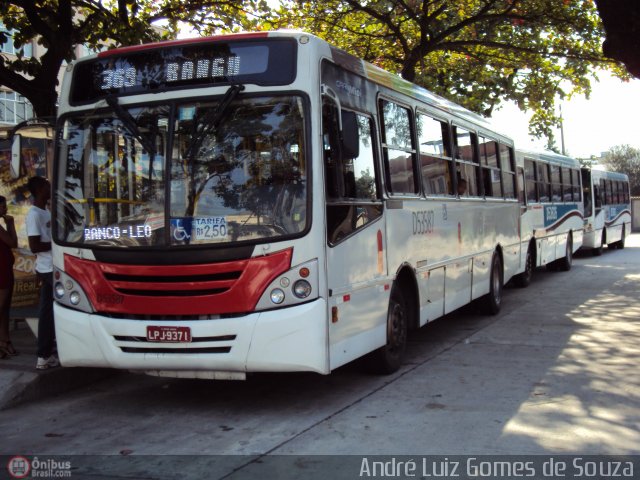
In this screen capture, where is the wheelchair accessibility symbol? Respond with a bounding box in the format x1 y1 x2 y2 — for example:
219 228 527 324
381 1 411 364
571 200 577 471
171 218 192 241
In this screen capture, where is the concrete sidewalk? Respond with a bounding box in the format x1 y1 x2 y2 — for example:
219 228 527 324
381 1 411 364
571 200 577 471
0 320 117 410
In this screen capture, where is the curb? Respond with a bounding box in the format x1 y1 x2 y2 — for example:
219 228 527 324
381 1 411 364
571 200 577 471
0 319 119 410
0 366 119 410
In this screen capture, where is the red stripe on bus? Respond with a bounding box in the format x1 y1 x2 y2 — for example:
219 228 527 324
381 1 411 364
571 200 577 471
63 247 292 315
377 229 384 274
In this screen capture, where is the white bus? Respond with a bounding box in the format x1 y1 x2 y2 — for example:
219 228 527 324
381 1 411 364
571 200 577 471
52 31 522 379
580 167 631 255
512 149 584 287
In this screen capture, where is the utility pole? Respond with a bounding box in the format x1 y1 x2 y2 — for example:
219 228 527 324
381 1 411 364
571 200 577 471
559 104 566 155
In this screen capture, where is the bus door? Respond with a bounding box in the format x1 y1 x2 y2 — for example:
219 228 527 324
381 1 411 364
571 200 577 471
322 103 387 368
516 164 530 267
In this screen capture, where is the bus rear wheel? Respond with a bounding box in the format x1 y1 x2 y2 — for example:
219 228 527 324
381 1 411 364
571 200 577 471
367 285 408 374
593 230 605 256
558 234 573 272
482 252 503 315
514 245 533 288
615 226 626 249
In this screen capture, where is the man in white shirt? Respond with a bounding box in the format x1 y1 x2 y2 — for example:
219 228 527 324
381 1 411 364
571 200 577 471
26 176 59 370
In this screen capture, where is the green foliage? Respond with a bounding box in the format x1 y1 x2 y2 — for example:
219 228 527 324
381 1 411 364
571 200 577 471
1 0 631 143
270 0 629 141
0 0 271 119
602 145 640 195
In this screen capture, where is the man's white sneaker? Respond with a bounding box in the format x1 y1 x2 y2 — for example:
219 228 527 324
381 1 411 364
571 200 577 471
36 355 60 370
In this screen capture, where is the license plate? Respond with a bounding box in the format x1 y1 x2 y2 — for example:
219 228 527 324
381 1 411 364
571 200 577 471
146 326 192 343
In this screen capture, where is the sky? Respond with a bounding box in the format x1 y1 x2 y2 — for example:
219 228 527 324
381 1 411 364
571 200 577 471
489 71 640 159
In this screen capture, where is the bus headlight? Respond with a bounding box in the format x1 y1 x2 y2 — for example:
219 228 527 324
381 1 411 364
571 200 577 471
270 288 285 304
53 267 95 313
54 282 66 299
255 258 319 311
293 280 312 299
69 291 82 306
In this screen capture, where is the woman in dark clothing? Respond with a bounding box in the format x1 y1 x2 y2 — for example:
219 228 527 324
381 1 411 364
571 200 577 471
0 195 18 358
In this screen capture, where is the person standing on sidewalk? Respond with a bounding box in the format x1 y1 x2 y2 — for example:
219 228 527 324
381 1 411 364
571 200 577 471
0 195 18 359
26 176 59 370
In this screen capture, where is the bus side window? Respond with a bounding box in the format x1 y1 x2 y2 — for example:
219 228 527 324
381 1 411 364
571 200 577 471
324 108 382 245
605 180 612 205
517 166 526 205
501 144 516 199
594 180 602 209
623 181 630 203
550 164 562 202
453 126 479 196
537 162 550 202
561 167 572 201
380 100 418 195
479 136 502 198
572 169 581 202
524 159 538 203
322 101 343 199
416 113 453 196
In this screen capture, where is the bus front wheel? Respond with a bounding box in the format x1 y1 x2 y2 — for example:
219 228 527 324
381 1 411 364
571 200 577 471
514 245 533 288
482 252 503 315
367 286 408 374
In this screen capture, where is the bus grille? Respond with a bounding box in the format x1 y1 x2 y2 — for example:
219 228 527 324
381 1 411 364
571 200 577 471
103 270 242 297
120 346 231 354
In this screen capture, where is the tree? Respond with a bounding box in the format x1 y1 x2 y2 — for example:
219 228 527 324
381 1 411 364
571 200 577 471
0 0 270 121
601 145 640 195
271 0 628 140
594 0 640 79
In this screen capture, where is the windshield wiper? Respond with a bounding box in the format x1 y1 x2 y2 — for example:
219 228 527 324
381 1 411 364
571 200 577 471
106 96 157 156
181 84 245 220
183 84 245 161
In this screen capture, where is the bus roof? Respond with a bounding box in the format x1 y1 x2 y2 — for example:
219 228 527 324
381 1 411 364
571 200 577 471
589 165 630 181
91 30 508 142
516 148 581 168
315 34 505 138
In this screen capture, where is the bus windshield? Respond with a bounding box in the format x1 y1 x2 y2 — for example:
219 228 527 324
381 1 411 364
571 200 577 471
55 95 308 248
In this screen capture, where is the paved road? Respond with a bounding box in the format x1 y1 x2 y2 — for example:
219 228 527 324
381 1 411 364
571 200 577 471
1 235 638 478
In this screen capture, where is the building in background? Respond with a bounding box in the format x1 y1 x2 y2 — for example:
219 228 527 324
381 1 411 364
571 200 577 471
0 23 96 312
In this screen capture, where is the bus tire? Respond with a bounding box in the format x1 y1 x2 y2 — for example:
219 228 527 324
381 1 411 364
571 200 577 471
367 285 408 374
558 234 573 272
482 252 503 315
615 226 626 249
514 244 533 288
592 231 604 256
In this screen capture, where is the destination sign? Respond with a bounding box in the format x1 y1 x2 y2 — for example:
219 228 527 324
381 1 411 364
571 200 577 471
84 225 153 241
98 55 242 91
71 38 297 104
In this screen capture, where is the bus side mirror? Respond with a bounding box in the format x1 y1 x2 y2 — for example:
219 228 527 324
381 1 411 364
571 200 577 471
10 134 21 179
340 111 359 160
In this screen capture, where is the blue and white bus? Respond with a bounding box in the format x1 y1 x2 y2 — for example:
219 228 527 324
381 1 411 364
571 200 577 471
513 149 583 286
581 167 631 255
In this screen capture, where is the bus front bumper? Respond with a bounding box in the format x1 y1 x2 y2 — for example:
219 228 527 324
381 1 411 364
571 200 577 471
54 299 329 377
